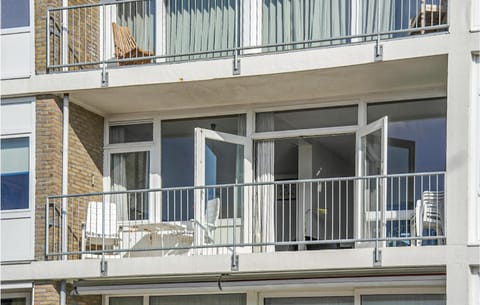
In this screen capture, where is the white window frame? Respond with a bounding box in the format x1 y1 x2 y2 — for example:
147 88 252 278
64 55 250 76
0 291 32 305
0 97 35 262
104 120 159 225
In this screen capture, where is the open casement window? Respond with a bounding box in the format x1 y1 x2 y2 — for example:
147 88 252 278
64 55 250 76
194 128 252 250
356 116 388 244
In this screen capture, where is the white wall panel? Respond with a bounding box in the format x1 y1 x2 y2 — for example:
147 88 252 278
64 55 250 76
0 31 32 79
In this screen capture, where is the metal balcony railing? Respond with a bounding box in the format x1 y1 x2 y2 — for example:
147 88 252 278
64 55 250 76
46 0 449 74
46 172 446 266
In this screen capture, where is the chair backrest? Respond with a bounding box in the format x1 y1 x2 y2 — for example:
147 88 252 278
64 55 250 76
421 191 445 233
112 22 137 58
85 201 118 238
205 198 220 227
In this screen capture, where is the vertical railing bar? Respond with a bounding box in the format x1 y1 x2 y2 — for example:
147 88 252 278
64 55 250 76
338 180 341 239
166 190 170 222
436 174 439 242
309 181 313 242
346 180 349 239
288 183 292 243
425 175 432 237
46 197 50 258
405 176 408 241
46 9 51 72
324 181 327 240
317 181 320 243
375 177 380 260
282 184 285 243
302 182 305 243
412 175 416 246
232 185 237 268
331 181 334 241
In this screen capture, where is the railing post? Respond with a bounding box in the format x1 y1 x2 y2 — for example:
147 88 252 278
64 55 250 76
45 197 50 260
232 0 241 75
373 177 381 265
101 194 107 275
46 9 50 73
232 185 238 271
374 0 383 61
101 3 108 87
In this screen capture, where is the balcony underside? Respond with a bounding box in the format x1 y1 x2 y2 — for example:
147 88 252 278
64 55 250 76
68 54 447 115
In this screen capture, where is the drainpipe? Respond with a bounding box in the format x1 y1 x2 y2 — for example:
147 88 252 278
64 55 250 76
60 93 69 305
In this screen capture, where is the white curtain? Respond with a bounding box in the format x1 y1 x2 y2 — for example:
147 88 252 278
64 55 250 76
262 0 350 50
361 0 395 39
117 0 155 51
167 0 237 60
150 294 246 305
255 113 275 252
111 153 128 221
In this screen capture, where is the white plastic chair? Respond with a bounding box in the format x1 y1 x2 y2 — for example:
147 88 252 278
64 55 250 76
81 201 121 258
191 198 220 244
411 191 444 246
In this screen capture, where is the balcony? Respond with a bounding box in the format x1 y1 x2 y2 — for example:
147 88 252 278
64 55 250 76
46 172 446 267
46 0 449 74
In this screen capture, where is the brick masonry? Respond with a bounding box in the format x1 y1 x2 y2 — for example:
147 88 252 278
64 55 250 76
34 281 102 305
34 96 104 304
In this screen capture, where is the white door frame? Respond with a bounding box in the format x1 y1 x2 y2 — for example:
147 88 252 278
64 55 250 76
194 127 253 248
355 116 388 244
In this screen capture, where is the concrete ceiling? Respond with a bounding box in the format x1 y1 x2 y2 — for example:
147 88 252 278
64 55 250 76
71 55 447 115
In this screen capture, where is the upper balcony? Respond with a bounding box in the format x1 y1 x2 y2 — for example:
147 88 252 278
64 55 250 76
45 0 449 78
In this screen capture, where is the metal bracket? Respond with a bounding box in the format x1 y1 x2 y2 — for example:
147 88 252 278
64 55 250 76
231 254 239 271
100 259 108 276
233 58 241 75
373 248 382 266
374 44 383 61
101 71 109 87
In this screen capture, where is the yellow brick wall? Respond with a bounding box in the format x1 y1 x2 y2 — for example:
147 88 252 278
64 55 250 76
34 281 102 305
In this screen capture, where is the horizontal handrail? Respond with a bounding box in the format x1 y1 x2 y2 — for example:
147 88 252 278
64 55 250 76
47 171 446 199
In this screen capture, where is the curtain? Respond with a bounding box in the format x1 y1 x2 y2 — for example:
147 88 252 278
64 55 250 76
254 113 275 252
117 0 155 52
167 0 237 60
362 294 446 305
111 151 149 221
150 294 246 305
265 296 354 305
111 153 128 221
361 0 395 39
262 0 350 51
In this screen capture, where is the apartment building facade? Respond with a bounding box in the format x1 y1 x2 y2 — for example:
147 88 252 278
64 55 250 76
1 0 479 304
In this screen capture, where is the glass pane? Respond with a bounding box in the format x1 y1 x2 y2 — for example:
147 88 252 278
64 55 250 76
362 294 446 305
256 106 357 132
116 0 155 52
161 114 245 221
109 296 143 305
265 296 354 305
1 0 29 29
150 293 246 305
1 137 29 174
110 151 149 221
109 123 153 144
167 0 237 60
1 137 29 210
362 129 382 176
1 298 26 305
205 139 244 218
262 0 351 50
